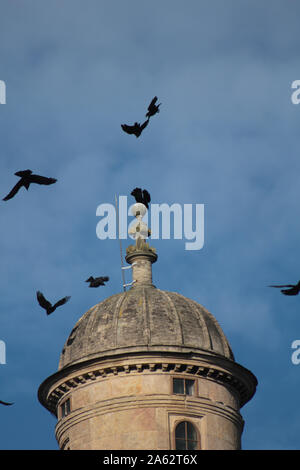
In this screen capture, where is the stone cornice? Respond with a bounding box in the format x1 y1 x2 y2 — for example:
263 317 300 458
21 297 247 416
38 352 257 417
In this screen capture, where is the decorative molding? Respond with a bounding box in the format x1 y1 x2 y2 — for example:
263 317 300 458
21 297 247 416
60 437 70 450
45 360 254 416
55 394 243 445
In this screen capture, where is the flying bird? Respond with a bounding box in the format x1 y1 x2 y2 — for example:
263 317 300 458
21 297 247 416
121 118 150 138
269 280 300 296
131 187 151 209
36 291 71 315
146 96 161 118
3 169 57 201
85 276 109 288
0 400 13 406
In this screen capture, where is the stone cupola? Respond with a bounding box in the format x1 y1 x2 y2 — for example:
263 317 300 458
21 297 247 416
38 202 257 450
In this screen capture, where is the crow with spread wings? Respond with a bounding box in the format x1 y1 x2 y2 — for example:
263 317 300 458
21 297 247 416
121 118 150 138
85 276 109 288
145 96 161 118
0 399 14 406
36 291 71 315
269 280 300 296
3 170 57 201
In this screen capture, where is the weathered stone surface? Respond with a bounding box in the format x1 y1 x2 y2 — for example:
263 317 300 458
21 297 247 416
59 286 234 370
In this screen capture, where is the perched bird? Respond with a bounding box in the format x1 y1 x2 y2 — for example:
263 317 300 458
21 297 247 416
121 118 149 138
131 187 151 209
0 400 13 406
3 169 57 201
269 280 300 296
146 96 161 118
36 291 71 315
86 276 109 288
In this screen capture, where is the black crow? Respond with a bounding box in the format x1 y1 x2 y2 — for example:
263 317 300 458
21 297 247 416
3 170 57 201
0 400 13 406
146 96 161 118
121 118 149 138
131 187 151 209
36 291 71 315
269 280 300 296
86 276 109 288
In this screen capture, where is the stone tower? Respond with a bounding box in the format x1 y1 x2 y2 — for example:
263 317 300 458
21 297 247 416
38 204 257 450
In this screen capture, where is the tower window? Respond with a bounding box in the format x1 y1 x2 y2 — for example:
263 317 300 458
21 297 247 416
175 421 199 450
60 398 71 418
173 378 195 395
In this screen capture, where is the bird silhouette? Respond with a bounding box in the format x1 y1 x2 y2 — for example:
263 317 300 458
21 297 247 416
146 96 161 118
269 280 300 296
3 170 57 201
85 276 109 288
121 118 149 138
36 291 71 315
0 400 13 406
131 187 151 209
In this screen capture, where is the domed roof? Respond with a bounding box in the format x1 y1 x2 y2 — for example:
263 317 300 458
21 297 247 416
59 284 234 370
39 241 257 418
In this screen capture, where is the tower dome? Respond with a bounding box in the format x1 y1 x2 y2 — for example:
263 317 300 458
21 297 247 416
59 286 235 372
38 214 257 450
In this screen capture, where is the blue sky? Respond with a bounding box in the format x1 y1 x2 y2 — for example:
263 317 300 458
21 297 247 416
1 0 300 449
